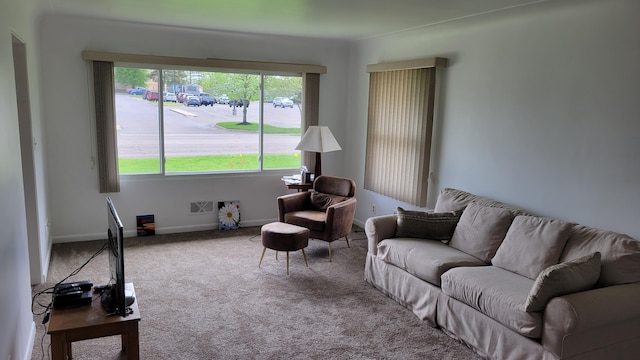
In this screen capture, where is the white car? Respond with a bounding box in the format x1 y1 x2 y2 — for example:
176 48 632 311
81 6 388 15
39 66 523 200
273 97 294 108
163 92 177 102
217 95 229 104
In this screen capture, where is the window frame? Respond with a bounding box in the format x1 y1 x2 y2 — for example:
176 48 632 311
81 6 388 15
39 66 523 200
85 51 326 192
364 57 448 207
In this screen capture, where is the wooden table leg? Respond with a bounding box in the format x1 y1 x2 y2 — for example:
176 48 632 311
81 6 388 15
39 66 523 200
50 334 67 360
124 321 140 359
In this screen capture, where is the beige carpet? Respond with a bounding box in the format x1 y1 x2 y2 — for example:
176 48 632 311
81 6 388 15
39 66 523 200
31 227 480 359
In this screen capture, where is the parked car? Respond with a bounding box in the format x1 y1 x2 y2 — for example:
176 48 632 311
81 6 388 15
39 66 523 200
185 96 201 107
146 91 159 101
163 92 177 102
229 99 249 108
198 93 215 106
273 97 294 108
216 94 229 104
177 93 188 103
128 87 146 95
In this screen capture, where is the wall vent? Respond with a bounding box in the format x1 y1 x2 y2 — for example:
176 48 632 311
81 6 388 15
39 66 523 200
190 201 214 214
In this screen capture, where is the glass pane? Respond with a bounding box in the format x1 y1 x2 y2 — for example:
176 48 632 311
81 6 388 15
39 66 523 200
263 75 302 170
114 67 161 174
163 70 261 173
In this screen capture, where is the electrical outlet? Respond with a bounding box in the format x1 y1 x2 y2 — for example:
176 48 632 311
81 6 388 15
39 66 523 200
372 204 376 214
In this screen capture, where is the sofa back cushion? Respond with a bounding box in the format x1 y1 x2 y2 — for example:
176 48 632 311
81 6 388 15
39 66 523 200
449 203 515 263
434 188 530 216
561 225 640 287
314 175 356 197
310 192 346 211
493 216 572 280
395 207 461 242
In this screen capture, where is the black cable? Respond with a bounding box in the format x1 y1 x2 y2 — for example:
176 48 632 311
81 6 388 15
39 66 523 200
31 241 108 317
31 240 109 360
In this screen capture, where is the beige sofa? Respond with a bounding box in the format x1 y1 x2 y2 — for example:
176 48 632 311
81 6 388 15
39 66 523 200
364 188 640 360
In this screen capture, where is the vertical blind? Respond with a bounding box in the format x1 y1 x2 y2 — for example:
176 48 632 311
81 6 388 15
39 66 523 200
93 61 120 193
364 58 447 207
302 73 320 171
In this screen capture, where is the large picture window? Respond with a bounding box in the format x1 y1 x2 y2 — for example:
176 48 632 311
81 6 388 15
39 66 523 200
115 67 303 175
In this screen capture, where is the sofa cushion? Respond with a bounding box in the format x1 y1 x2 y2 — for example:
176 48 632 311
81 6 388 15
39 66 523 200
434 188 530 216
284 211 326 232
310 192 345 211
449 203 515 263
377 238 486 286
395 207 461 242
492 216 572 280
441 266 542 338
561 224 640 287
523 252 601 312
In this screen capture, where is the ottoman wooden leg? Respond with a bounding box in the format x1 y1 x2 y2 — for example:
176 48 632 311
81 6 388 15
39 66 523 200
302 249 308 267
286 251 290 275
258 247 267 268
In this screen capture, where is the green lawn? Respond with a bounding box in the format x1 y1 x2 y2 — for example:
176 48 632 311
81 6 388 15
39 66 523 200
119 153 301 174
216 121 300 134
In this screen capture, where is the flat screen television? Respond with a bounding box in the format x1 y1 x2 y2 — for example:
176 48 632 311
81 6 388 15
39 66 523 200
101 197 135 316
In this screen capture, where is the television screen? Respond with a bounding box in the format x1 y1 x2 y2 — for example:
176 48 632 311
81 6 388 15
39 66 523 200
101 197 135 316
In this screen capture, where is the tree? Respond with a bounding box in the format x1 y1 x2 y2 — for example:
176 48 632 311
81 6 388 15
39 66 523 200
228 74 260 125
264 75 303 111
114 68 148 89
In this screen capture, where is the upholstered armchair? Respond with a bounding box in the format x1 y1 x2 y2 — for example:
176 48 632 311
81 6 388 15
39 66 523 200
277 175 357 261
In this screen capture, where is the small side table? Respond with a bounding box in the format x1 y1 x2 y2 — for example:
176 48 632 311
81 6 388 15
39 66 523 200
48 283 141 360
285 183 313 192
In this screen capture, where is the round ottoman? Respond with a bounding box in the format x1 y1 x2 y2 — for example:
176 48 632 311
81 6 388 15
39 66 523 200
259 222 310 274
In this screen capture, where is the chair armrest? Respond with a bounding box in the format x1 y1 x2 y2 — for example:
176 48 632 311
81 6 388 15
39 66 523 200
364 214 398 256
277 192 310 221
542 281 640 358
325 198 357 240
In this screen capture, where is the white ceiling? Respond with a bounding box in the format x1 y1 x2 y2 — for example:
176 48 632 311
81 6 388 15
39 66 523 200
38 0 545 40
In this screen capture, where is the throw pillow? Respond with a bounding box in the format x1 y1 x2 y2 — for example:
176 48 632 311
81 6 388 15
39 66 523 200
449 202 515 263
310 192 345 211
523 252 601 312
492 215 572 280
395 207 461 241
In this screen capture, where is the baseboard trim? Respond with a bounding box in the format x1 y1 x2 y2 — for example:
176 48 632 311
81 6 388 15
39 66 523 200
51 218 277 244
24 320 36 360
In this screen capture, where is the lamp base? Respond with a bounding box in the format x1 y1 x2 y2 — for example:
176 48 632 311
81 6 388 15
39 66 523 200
315 152 322 179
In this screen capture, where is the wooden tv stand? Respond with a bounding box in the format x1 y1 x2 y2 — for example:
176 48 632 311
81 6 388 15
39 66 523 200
47 283 141 360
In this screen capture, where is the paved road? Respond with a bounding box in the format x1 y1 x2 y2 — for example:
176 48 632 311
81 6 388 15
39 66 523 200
115 94 302 158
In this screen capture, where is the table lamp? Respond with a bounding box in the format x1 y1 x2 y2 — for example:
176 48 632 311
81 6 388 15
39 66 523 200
295 126 342 178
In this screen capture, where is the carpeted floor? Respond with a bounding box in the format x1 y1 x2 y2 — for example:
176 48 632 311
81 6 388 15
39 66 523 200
31 226 480 359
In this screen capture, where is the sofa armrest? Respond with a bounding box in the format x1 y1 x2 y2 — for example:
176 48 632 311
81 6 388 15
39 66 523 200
325 197 357 239
364 214 398 256
542 281 640 358
277 192 310 221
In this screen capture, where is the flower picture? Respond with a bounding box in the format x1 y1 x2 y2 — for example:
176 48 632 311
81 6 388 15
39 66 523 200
218 200 241 230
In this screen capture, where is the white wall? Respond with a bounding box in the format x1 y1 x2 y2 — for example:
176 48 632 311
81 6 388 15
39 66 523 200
38 15 350 242
348 0 640 239
1 1 40 359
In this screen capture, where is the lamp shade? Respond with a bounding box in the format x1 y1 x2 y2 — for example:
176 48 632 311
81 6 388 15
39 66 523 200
295 126 342 153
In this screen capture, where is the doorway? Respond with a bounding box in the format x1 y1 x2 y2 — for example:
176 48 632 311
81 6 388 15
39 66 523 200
12 34 43 284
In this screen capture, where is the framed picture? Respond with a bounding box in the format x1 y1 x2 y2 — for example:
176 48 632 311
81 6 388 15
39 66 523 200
304 172 315 184
218 200 241 230
136 214 155 236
